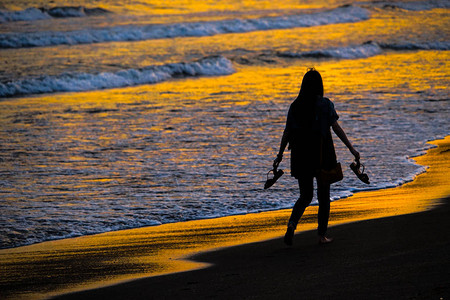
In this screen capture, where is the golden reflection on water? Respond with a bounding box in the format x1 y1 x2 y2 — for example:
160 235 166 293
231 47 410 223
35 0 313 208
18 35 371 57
1 0 334 16
0 50 448 220
1 7 448 79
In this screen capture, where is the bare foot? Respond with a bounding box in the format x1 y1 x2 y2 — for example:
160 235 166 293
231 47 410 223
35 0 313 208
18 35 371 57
284 226 294 246
319 236 334 244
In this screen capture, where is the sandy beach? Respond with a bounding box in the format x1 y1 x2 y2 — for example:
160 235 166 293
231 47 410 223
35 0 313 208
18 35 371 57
0 135 448 299
57 196 450 300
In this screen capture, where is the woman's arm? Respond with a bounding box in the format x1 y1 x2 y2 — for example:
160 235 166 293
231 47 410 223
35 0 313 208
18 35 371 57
274 128 289 168
331 121 360 160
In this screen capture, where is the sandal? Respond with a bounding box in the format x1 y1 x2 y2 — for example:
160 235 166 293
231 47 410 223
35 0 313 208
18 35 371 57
350 160 370 184
264 168 284 189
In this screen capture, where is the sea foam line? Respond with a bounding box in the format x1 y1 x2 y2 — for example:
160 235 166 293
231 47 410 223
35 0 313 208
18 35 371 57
0 5 370 49
277 41 450 60
375 0 450 11
278 41 383 59
0 6 109 23
379 41 450 51
0 8 50 23
0 56 235 98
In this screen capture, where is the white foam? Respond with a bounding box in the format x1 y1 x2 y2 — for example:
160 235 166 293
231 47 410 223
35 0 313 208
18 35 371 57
0 6 110 23
278 42 383 59
380 41 450 51
0 56 235 97
0 8 50 23
0 5 370 48
277 41 450 60
381 0 450 11
45 6 87 18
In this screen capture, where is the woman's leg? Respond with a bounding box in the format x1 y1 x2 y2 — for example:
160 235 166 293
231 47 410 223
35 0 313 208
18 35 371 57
317 179 331 237
284 176 314 245
287 176 314 230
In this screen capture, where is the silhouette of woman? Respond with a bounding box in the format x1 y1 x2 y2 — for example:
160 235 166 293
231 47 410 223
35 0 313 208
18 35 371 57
274 68 360 245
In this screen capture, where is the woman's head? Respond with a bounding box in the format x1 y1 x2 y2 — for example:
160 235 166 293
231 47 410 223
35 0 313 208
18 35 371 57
298 68 323 100
292 68 323 123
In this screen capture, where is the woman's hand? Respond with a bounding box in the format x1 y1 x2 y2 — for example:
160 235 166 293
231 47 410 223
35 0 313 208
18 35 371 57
273 154 283 169
350 148 360 161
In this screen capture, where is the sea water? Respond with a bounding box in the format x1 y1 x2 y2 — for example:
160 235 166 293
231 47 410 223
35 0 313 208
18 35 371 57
0 0 449 249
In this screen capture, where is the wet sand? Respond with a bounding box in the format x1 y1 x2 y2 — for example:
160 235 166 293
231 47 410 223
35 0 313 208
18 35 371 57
57 196 450 299
1 136 449 299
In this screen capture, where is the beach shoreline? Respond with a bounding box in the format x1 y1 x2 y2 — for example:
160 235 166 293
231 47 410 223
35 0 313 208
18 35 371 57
0 135 449 299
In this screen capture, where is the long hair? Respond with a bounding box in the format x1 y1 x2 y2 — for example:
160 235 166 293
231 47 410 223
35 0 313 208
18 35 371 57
296 68 323 101
293 68 324 125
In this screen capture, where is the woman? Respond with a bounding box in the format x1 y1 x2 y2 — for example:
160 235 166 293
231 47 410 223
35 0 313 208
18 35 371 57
274 68 360 245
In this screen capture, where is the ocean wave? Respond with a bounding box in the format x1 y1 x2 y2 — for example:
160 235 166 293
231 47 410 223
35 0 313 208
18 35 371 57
0 6 110 23
380 41 450 51
277 42 383 59
0 8 50 23
276 40 450 61
0 5 370 48
377 0 450 11
0 56 234 98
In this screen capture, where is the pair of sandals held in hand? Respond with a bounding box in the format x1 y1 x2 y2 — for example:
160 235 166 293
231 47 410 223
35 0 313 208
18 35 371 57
265 158 369 189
